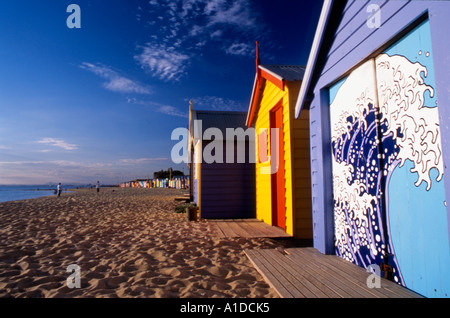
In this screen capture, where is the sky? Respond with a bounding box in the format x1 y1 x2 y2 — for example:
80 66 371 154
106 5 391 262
0 0 323 185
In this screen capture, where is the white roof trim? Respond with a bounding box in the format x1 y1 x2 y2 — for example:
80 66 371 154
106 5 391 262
294 0 334 118
258 65 284 81
246 74 258 127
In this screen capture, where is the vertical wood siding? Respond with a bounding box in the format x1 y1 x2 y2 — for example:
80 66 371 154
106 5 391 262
255 80 287 229
291 106 313 239
199 140 256 219
254 79 313 238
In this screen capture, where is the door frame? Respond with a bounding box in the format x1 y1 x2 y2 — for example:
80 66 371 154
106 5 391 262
270 101 286 230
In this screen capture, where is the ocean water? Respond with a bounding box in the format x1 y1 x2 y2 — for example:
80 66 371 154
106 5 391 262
0 185 63 203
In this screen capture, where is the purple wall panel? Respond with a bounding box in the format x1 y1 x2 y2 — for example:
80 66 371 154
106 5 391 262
322 0 410 79
428 4 450 247
309 0 450 255
333 0 369 36
328 0 385 61
200 141 256 219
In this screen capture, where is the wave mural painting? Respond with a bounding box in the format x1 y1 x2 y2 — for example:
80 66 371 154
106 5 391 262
329 20 450 297
329 59 391 275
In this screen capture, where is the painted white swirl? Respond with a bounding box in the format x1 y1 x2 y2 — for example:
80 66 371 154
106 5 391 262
330 54 442 262
332 155 376 259
376 53 442 190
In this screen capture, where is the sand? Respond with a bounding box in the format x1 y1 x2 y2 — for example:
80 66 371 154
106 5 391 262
0 187 286 298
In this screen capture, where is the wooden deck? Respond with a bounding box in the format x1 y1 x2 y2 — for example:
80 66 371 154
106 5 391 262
208 219 292 238
174 194 190 202
245 247 423 298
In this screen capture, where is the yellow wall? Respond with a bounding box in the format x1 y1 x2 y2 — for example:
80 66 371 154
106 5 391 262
291 106 313 238
253 80 312 238
255 80 284 228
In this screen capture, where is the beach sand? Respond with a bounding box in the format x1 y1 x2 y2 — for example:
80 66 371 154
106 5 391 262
0 187 287 298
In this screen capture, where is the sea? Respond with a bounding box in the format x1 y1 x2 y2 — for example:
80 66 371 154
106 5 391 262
0 185 78 203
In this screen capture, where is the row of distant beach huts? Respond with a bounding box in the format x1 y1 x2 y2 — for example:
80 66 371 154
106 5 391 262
186 0 450 298
119 177 190 190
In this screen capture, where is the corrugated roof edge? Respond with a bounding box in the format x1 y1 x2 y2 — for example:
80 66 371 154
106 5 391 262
191 109 250 140
260 65 306 82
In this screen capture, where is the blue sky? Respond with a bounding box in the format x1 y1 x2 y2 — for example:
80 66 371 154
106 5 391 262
0 0 322 185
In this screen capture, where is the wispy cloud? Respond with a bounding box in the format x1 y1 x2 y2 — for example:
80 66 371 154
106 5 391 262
187 96 247 111
134 44 190 82
205 0 258 29
224 42 255 56
127 98 188 118
210 30 223 39
80 62 151 94
0 160 81 166
0 158 167 168
36 138 78 151
141 0 264 60
158 105 188 118
119 158 168 164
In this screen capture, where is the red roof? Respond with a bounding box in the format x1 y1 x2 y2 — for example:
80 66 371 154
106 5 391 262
246 46 305 126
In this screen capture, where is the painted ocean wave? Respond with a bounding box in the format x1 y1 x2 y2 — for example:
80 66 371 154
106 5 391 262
330 49 447 291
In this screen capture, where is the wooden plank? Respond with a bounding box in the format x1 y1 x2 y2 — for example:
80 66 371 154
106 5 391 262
250 221 289 237
249 221 275 236
243 220 288 238
244 218 263 222
227 221 251 237
215 221 239 237
208 221 225 238
223 221 244 237
280 249 362 297
288 248 390 298
210 221 236 237
242 220 284 238
311 249 422 298
237 220 267 237
280 249 368 298
295 248 413 298
289 248 421 298
253 223 283 237
244 250 297 298
263 249 332 298
285 249 374 298
207 219 292 238
244 247 423 298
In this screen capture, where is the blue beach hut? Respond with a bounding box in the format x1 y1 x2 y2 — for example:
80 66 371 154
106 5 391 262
295 0 450 297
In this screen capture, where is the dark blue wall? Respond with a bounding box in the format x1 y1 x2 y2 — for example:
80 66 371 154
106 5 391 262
200 140 256 219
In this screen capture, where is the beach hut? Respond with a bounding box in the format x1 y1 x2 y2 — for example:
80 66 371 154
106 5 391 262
135 179 148 188
188 104 256 219
245 44 313 239
295 0 450 297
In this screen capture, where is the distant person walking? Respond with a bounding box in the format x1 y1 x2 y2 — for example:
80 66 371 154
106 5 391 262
57 183 62 197
96 181 100 193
